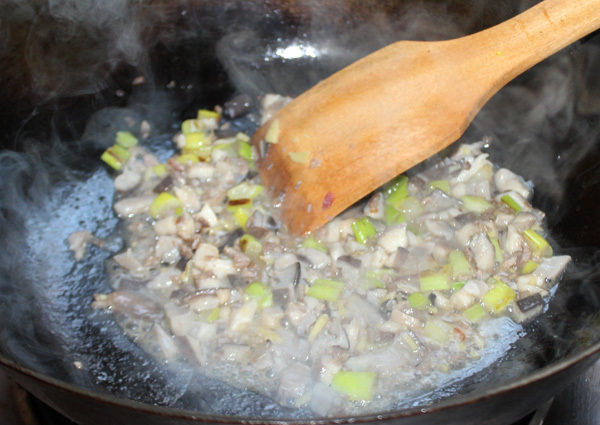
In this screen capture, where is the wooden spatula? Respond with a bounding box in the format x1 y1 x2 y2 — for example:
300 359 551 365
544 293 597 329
252 0 600 235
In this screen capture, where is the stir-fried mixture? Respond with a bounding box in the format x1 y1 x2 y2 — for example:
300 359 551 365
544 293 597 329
87 97 570 416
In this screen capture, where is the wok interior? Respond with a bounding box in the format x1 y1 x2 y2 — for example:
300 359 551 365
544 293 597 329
0 0 600 420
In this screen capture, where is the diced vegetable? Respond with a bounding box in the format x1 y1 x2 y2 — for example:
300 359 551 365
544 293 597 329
245 282 273 308
448 250 472 279
177 153 199 164
197 109 220 120
306 279 344 301
184 132 208 150
331 371 376 401
385 175 409 207
238 141 254 161
523 229 553 257
464 304 486 322
301 236 328 252
152 164 167 177
408 292 430 310
308 314 329 341
181 119 203 134
227 182 264 201
396 196 423 220
101 144 131 170
420 270 450 291
521 260 539 274
352 217 377 244
429 179 450 194
231 206 251 228
149 192 183 219
115 131 138 148
239 234 262 259
236 132 250 143
451 281 466 292
424 319 451 344
384 204 406 225
365 269 389 289
488 233 504 262
482 280 516 313
501 193 522 212
265 119 280 144
401 332 419 351
461 195 493 213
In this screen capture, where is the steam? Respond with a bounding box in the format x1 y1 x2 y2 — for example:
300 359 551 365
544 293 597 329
0 0 599 420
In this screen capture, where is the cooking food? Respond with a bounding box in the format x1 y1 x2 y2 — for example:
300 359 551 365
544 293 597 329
89 98 570 417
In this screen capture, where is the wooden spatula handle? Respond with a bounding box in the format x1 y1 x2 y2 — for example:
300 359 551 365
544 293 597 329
468 0 600 94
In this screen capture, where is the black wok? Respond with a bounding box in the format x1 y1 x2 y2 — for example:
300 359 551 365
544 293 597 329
0 1 599 424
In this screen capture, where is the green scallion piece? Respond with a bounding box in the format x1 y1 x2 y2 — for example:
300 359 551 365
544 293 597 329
523 229 553 257
306 279 344 301
424 320 451 344
331 371 376 401
149 192 183 219
461 195 493 213
301 236 328 252
245 281 273 308
115 131 138 148
419 270 450 291
384 204 406 225
240 234 262 259
385 175 409 208
521 260 539 274
501 193 522 212
184 132 207 150
227 182 264 201
451 281 466 292
429 179 450 194
351 217 377 244
238 141 254 161
448 250 472 279
408 292 430 310
464 303 486 323
482 280 516 313
181 119 202 134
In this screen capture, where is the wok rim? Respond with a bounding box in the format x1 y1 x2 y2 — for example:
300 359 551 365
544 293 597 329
1 337 599 423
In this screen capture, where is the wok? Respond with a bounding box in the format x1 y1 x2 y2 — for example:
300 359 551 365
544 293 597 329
0 1 599 424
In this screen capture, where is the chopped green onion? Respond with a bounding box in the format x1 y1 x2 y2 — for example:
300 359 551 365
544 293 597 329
115 131 138 148
401 332 419 351
308 314 329 341
521 260 539 274
306 279 344 301
365 270 388 289
448 250 472 279
397 196 424 220
419 270 450 291
461 195 493 213
239 234 262 259
152 164 167 177
265 119 280 144
301 236 328 252
464 304 486 323
245 281 273 308
149 192 183 219
408 292 430 310
236 132 250 143
429 179 450 194
238 141 254 161
384 204 406 225
451 281 466 292
351 217 377 244
424 319 451 344
385 175 409 207
331 371 376 401
231 206 251 228
482 280 516 313
227 182 264 201
501 194 522 212
488 233 504 262
207 307 220 322
177 153 199 164
197 109 220 120
101 144 130 170
523 229 553 257
181 119 203 134
184 132 207 150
